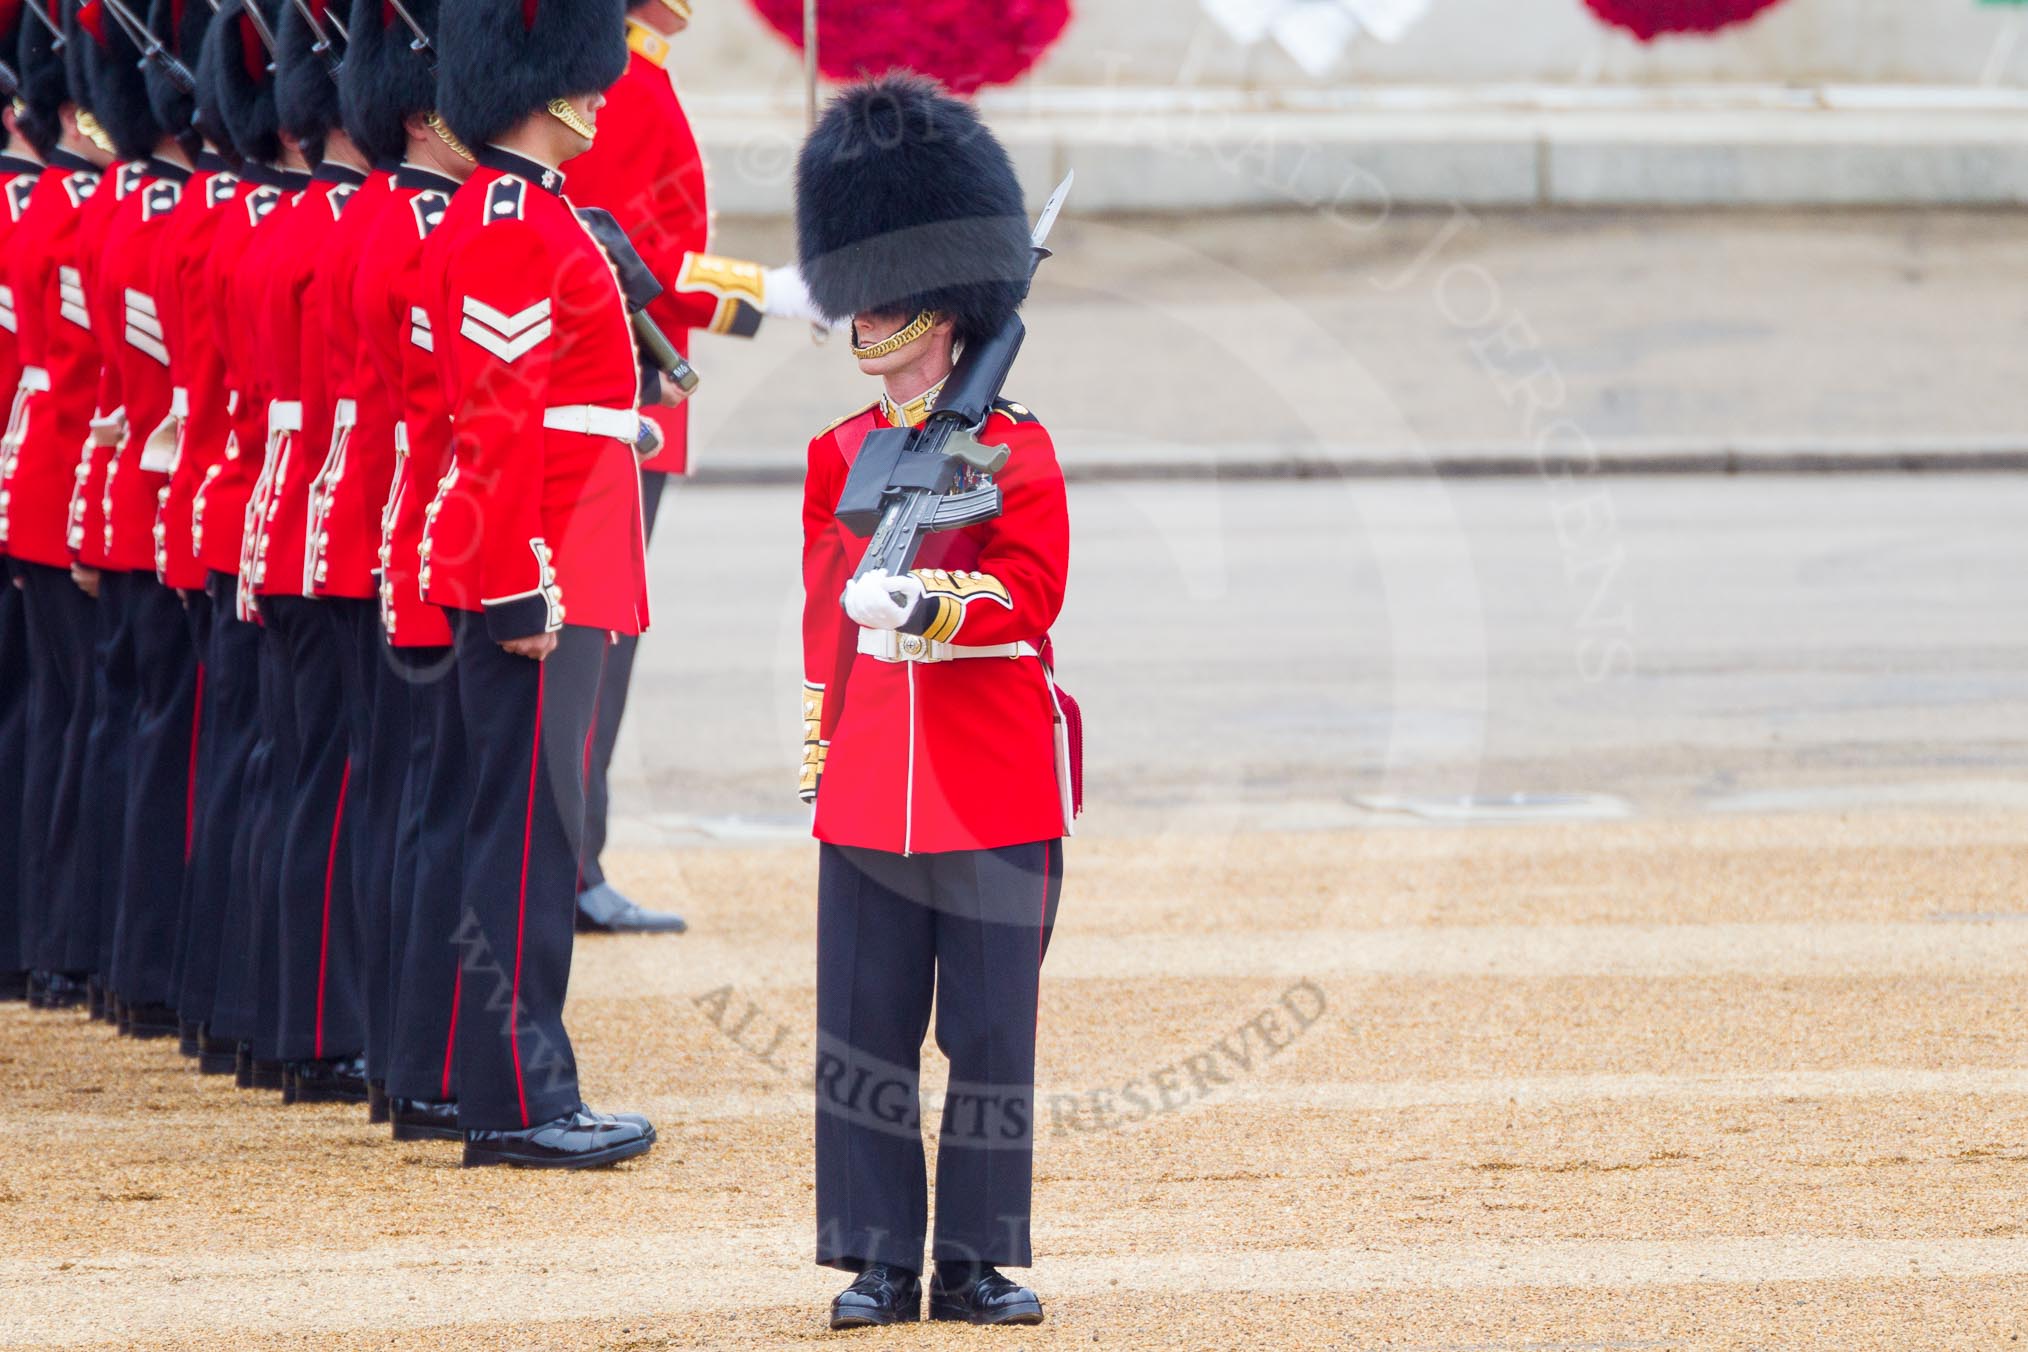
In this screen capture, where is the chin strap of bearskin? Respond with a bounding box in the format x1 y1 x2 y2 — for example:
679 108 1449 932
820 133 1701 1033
544 96 594 141
851 310 938 361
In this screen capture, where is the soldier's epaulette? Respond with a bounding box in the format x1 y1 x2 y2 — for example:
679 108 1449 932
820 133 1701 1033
206 174 239 209
411 189 450 238
116 163 146 199
992 397 1039 425
4 176 33 223
141 180 181 222
326 183 356 219
62 171 98 208
484 177 528 225
816 401 879 438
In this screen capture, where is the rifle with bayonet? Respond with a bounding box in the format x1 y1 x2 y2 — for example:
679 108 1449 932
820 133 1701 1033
834 170 1073 583
381 0 435 68
284 0 340 75
20 0 67 51
99 0 195 95
573 206 703 408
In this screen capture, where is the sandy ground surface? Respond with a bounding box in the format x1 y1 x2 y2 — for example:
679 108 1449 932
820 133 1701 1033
4 809 2026 1349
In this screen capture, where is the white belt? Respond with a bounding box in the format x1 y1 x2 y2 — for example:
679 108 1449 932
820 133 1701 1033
333 397 358 430
542 405 637 439
19 366 50 393
170 387 190 418
858 630 1038 664
268 400 303 434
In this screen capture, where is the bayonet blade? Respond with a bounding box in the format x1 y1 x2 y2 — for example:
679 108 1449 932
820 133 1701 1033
1030 170 1073 250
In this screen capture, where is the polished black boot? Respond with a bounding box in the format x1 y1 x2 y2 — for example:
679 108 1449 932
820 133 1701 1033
26 971 48 1007
124 1002 180 1039
929 1265 1044 1326
38 972 88 1010
461 1104 656 1169
237 1047 285 1090
574 882 687 934
283 1056 369 1105
829 1265 923 1329
0 972 27 1001
87 977 108 1021
196 1030 239 1076
179 1020 203 1057
367 1080 390 1125
390 1097 462 1142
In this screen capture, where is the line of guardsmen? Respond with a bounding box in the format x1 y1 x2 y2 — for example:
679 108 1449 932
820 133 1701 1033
0 0 823 1168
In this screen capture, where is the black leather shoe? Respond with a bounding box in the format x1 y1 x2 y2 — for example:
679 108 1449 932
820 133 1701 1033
241 1053 286 1091
39 972 88 1010
197 1031 238 1076
125 1002 180 1039
178 1020 203 1057
830 1265 922 1329
26 972 48 1007
0 971 27 1002
391 1097 462 1142
86 977 106 1020
284 1056 369 1105
367 1080 390 1124
575 883 687 934
461 1104 656 1169
929 1266 1044 1325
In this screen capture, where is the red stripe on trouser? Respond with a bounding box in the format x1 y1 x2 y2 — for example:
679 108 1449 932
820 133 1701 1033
315 759 353 1058
441 961 461 1101
510 663 546 1127
185 664 205 858
1034 840 1051 1039
576 683 599 894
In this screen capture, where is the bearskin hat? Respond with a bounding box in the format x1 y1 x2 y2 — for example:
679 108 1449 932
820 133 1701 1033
14 0 69 157
207 0 283 165
143 0 210 141
274 0 340 160
337 0 435 167
796 74 1032 346
436 0 627 151
0 1 23 108
83 0 165 160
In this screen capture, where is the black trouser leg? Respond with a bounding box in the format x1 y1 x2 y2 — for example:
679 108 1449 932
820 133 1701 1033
74 572 137 979
268 596 363 1063
0 578 29 982
213 617 297 1056
386 644 464 1103
191 576 264 1036
577 470 666 893
814 841 1063 1273
109 576 199 1007
166 586 213 1004
22 565 96 976
353 611 409 1085
449 614 605 1131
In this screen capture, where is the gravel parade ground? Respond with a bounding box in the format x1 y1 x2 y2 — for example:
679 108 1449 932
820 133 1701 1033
4 809 2026 1349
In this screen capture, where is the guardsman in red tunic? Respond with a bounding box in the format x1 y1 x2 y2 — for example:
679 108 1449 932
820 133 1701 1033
194 0 309 1092
147 0 251 1069
560 0 826 935
421 0 657 1168
0 0 38 1001
233 0 377 1107
796 78 1071 1329
2 0 112 1010
342 0 469 1144
77 0 203 1039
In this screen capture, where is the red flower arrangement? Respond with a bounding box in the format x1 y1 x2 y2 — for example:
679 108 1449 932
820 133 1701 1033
1581 0 1790 40
749 0 1073 94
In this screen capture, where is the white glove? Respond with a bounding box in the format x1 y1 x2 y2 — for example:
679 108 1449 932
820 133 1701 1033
762 264 829 324
842 571 923 631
